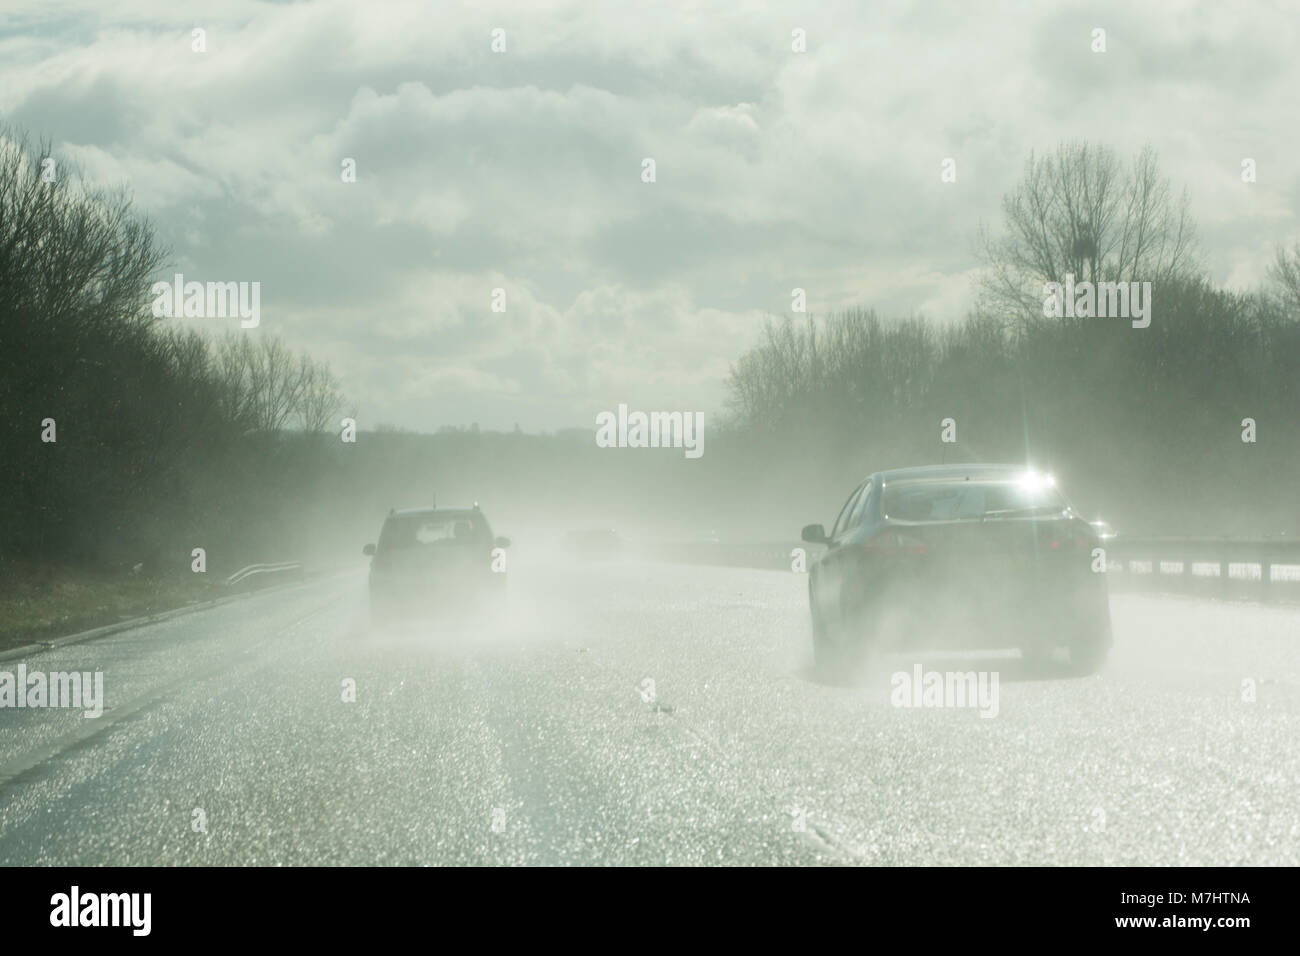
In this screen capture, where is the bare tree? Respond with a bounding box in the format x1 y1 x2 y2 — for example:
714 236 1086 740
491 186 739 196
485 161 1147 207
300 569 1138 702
978 143 1198 321
296 356 343 434
213 335 301 433
0 129 168 559
1268 240 1300 317
211 333 344 435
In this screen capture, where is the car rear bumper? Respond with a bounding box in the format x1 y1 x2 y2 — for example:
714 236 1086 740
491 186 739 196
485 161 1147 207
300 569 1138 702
857 564 1110 650
370 570 504 609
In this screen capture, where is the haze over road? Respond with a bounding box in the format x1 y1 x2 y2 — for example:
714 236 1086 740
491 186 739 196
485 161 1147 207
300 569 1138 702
2 560 1296 866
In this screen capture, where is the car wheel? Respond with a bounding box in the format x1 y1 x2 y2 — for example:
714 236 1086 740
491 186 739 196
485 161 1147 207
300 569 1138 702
1065 638 1108 676
810 592 839 670
370 593 392 627
1064 619 1111 676
1019 633 1057 671
814 589 873 677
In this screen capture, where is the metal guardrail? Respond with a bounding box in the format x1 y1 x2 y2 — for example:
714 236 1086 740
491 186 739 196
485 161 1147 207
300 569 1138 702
225 562 304 589
642 537 1300 594
1108 536 1300 573
1105 537 1300 591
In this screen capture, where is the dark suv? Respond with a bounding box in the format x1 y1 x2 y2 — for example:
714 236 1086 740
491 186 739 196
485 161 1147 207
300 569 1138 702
363 505 510 622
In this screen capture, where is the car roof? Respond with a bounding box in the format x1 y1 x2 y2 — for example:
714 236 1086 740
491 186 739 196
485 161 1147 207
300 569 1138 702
387 506 481 518
874 463 1037 483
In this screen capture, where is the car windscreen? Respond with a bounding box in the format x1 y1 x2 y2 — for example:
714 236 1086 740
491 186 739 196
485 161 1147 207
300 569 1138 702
378 513 490 550
881 478 1067 522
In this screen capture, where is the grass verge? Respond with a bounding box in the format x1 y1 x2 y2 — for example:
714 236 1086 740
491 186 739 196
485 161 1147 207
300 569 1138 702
0 561 220 654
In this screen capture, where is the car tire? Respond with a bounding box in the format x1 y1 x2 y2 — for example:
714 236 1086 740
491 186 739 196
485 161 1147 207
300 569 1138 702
1019 632 1057 671
370 593 392 627
811 596 839 671
815 589 874 677
1064 619 1111 676
1065 639 1108 676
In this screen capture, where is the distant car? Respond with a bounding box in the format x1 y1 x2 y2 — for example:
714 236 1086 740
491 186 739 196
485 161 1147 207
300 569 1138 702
562 528 625 561
801 464 1111 674
363 505 510 622
1089 519 1117 542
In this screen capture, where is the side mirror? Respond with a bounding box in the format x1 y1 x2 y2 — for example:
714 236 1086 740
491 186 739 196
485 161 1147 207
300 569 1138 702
801 523 827 544
494 536 511 548
362 543 376 556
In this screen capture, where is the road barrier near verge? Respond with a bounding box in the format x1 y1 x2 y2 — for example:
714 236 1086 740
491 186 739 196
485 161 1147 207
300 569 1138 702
225 562 304 591
642 537 1300 600
1107 536 1300 581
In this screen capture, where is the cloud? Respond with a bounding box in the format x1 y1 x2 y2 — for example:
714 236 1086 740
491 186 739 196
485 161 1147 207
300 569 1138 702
3 0 1298 428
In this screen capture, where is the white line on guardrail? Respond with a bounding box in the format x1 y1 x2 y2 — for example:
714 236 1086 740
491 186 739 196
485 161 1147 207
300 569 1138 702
225 562 302 586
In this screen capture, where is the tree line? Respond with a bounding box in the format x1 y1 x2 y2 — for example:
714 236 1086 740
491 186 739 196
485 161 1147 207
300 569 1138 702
724 143 1300 536
0 129 346 573
3 130 1295 582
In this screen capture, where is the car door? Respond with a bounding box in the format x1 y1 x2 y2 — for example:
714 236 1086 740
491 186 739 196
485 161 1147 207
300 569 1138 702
833 479 879 625
814 480 868 623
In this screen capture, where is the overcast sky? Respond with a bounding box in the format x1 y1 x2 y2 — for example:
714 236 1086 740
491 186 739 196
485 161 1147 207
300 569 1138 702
3 0 1297 431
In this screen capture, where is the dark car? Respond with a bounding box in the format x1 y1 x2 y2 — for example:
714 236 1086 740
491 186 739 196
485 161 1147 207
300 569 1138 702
1089 519 1117 543
801 464 1111 674
363 505 510 622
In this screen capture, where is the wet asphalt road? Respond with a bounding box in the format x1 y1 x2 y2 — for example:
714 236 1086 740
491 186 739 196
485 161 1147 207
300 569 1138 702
1 558 1297 866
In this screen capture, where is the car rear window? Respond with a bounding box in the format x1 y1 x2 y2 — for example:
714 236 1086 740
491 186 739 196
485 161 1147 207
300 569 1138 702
378 513 489 550
881 478 1067 522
